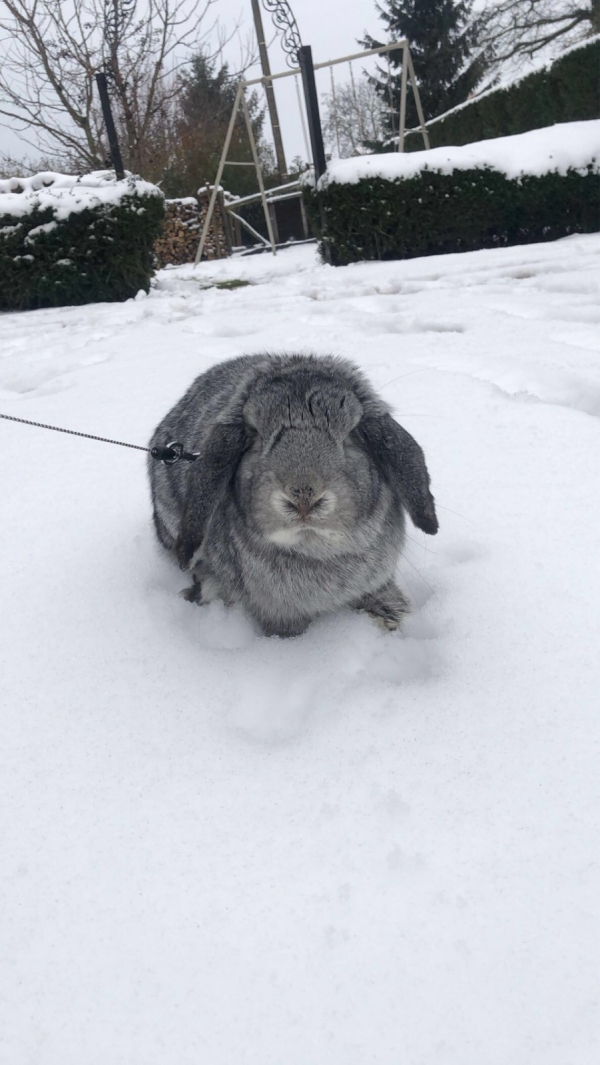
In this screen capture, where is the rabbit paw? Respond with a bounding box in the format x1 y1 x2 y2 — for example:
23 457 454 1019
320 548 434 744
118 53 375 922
354 580 410 632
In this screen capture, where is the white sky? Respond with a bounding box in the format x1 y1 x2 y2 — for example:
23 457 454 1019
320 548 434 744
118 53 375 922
0 0 387 169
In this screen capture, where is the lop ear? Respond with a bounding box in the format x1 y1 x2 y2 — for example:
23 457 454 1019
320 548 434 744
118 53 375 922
176 419 247 569
358 413 438 535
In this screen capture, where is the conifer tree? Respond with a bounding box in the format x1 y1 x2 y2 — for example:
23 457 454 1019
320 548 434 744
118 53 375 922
362 0 488 136
159 53 274 199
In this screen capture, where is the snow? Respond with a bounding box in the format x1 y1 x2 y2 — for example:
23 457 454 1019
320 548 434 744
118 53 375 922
320 119 600 186
1 234 599 1063
0 169 162 221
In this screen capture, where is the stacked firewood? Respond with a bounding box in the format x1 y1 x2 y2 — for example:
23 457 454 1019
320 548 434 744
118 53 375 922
197 187 231 261
154 191 232 268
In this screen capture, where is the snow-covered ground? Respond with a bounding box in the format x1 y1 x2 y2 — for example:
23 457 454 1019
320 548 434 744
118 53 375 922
1 235 599 1064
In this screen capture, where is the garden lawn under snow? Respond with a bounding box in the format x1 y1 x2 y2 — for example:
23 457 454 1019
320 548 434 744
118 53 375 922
1 235 599 1064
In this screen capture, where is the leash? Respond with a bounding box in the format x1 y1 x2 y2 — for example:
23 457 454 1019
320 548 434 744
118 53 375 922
0 411 198 465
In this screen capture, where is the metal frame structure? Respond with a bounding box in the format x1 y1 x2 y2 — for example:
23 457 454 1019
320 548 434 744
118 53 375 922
194 40 430 265
261 0 302 67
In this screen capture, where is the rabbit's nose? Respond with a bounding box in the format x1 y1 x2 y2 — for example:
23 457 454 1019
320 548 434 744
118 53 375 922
287 485 325 519
287 484 312 510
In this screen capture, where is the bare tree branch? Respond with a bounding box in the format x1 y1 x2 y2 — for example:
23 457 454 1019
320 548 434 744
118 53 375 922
0 0 234 173
479 0 598 69
321 77 386 159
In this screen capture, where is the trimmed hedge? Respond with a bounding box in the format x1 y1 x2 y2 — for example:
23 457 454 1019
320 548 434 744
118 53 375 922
404 37 600 152
0 175 164 311
304 165 599 266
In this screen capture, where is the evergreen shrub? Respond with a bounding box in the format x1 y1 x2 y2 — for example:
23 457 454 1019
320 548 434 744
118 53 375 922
0 172 164 311
304 164 599 267
404 37 600 152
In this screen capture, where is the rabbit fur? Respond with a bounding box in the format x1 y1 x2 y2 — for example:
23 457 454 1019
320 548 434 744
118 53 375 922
148 353 438 637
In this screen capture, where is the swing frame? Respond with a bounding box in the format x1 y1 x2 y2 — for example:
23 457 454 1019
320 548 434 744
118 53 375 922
194 40 429 265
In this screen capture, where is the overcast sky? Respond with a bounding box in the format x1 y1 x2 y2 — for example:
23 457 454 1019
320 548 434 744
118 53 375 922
228 0 389 167
228 0 390 168
0 0 388 169
223 0 381 65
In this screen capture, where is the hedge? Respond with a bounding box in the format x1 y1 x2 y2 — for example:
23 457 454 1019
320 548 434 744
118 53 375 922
403 36 600 152
0 171 164 311
303 123 599 266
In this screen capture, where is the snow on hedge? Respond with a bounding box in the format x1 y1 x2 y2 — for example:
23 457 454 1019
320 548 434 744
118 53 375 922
0 169 162 221
320 120 600 187
0 170 164 309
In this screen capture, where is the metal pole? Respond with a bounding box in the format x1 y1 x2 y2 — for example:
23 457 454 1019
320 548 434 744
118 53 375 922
194 82 245 266
297 44 329 261
241 91 278 255
398 42 408 153
243 39 408 87
298 45 326 180
405 47 430 150
295 74 311 160
95 72 125 179
227 209 270 247
226 179 300 210
313 41 407 71
250 0 288 181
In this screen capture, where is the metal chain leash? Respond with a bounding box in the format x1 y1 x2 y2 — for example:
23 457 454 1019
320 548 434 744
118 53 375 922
0 411 198 465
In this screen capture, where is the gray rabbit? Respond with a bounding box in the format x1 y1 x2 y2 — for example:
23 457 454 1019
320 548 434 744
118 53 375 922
148 353 438 637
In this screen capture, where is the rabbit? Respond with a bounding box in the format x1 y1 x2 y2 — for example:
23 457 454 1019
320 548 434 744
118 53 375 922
148 353 438 638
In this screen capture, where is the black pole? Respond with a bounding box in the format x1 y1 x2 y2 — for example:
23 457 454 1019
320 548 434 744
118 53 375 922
298 45 326 181
95 72 125 180
297 44 330 262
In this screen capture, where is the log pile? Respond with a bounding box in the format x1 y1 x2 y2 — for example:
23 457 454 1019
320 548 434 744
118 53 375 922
153 198 200 268
154 191 232 269
197 187 231 261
